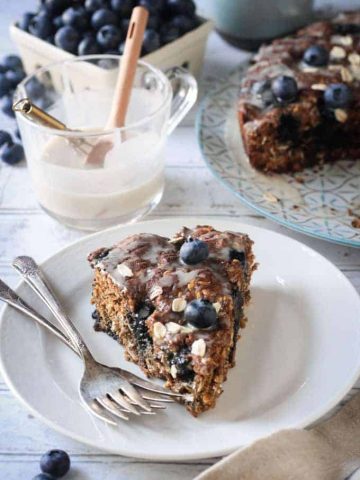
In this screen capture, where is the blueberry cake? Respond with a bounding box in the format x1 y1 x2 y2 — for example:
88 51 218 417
238 12 360 173
88 225 256 416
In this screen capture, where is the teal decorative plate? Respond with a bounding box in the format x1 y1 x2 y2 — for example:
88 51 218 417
196 65 360 247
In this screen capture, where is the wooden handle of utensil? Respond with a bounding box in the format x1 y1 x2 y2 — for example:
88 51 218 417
107 6 149 128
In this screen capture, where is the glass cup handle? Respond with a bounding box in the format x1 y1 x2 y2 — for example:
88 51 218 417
165 66 198 135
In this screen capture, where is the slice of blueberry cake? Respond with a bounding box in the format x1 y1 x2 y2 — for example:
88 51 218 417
88 225 256 416
238 11 360 173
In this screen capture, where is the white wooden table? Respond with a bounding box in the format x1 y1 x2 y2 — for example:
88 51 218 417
0 2 359 478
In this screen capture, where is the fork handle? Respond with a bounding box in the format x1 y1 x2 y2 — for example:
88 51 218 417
0 278 79 355
12 256 89 358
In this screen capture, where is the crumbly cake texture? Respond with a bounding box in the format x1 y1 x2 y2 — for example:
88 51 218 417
88 226 256 416
238 12 360 173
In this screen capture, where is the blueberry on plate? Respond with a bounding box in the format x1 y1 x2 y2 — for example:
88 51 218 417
303 45 329 67
26 77 46 100
55 26 80 53
166 0 196 17
0 74 12 98
40 450 70 478
18 12 35 32
78 37 101 55
1 143 24 165
0 130 13 148
180 237 209 265
32 474 54 480
184 299 217 329
91 8 118 30
170 14 197 33
272 75 298 103
142 29 161 54
1 95 15 118
139 0 165 15
62 6 89 31
324 83 353 109
160 24 180 44
2 54 23 71
97 25 122 50
29 12 54 39
5 69 26 88
111 0 135 17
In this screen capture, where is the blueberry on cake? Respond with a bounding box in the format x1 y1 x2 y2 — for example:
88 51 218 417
238 11 360 173
88 225 256 416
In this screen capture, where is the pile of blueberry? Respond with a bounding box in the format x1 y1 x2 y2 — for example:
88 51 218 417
18 0 200 57
0 54 25 165
32 449 71 479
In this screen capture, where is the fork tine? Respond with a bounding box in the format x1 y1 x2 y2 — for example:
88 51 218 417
141 394 176 403
119 370 182 397
86 399 122 425
109 391 141 416
120 382 152 412
97 396 130 421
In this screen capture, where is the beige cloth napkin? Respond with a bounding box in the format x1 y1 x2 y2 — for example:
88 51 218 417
195 393 360 480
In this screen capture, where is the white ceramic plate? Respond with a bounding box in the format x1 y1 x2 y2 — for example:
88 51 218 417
1 217 360 461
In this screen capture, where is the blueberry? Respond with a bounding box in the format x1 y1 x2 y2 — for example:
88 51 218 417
132 302 154 352
334 23 360 35
5 69 25 88
0 74 12 98
0 130 13 148
1 143 24 165
139 0 165 15
271 75 298 103
97 25 122 50
53 15 64 29
180 238 209 265
171 14 197 33
85 0 108 13
18 12 35 31
2 54 23 71
303 45 329 67
91 8 118 30
55 26 80 53
91 309 99 320
184 299 217 329
26 77 45 99
165 0 196 16
148 15 161 30
0 64 6 74
40 450 70 478
229 248 246 268
32 475 54 480
78 37 101 55
120 18 130 34
29 12 54 39
1 95 15 118
169 347 194 381
160 24 180 44
324 83 353 109
111 0 135 16
142 29 161 54
62 7 89 31
41 0 70 16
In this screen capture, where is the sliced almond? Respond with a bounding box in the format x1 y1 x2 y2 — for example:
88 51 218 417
350 64 360 80
153 322 166 341
166 322 181 334
340 66 353 82
331 35 353 46
311 83 327 91
191 338 206 357
213 302 221 313
330 46 347 60
149 285 163 300
116 263 133 278
348 52 360 65
329 64 342 71
334 109 348 123
263 192 279 203
172 297 187 312
170 365 177 379
302 66 319 73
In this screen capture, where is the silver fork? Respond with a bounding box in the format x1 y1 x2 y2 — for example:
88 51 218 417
9 256 181 424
